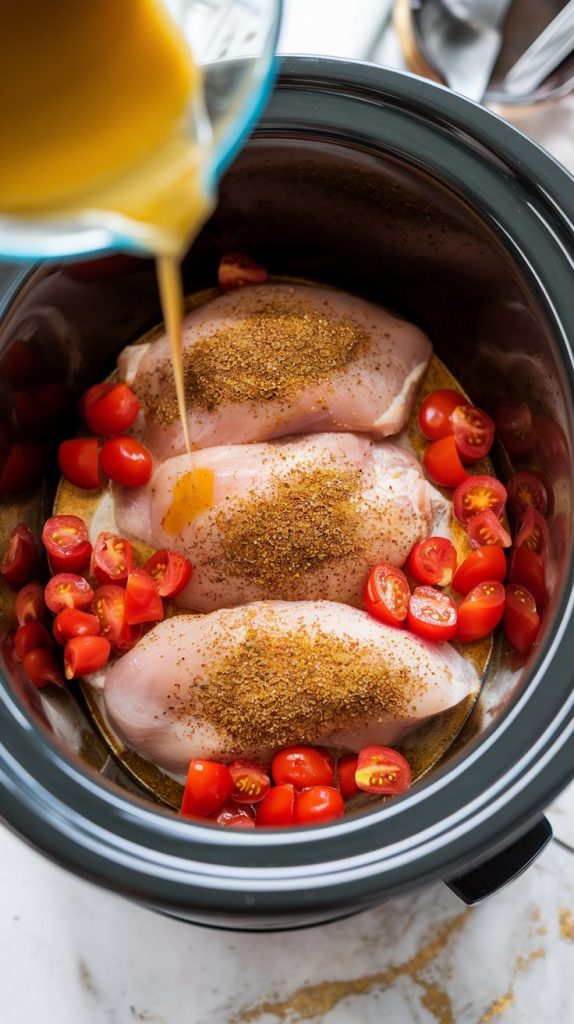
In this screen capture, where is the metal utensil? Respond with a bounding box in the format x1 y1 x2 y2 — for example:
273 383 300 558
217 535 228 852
502 0 574 97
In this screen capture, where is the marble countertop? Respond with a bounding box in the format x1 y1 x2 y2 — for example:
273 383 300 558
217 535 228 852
2 3 574 1022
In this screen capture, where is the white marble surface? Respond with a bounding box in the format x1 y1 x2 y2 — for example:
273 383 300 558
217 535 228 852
2 3 574 1022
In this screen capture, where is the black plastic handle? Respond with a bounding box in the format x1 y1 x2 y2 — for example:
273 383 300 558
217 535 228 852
445 816 553 905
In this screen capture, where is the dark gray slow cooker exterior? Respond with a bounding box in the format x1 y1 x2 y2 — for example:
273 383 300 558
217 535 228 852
1 58 574 929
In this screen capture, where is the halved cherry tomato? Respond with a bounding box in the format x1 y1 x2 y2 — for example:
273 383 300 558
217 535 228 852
506 471 549 520
466 510 512 549
407 586 457 642
22 647 64 688
91 584 142 652
91 532 134 586
355 746 411 796
124 569 164 625
209 804 255 828
58 437 102 490
364 563 410 626
507 546 546 611
293 786 345 825
494 399 534 460
255 784 296 827
229 762 271 805
451 405 495 462
81 382 140 436
418 389 468 441
99 436 153 487
42 514 92 574
423 436 469 488
455 581 505 643
515 508 549 562
64 635 111 679
14 621 53 661
179 760 233 818
503 583 540 655
45 574 94 614
0 440 46 494
143 549 192 598
406 537 457 587
15 581 48 625
271 746 335 788
0 523 38 588
337 753 359 801
451 546 506 595
453 475 507 525
218 252 269 292
53 608 101 645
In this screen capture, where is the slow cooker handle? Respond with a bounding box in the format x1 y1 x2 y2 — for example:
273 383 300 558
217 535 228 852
445 816 552 904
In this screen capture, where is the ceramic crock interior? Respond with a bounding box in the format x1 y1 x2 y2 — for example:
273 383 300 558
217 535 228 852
0 127 572 826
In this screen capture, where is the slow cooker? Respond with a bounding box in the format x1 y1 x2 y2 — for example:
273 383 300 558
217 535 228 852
0 58 573 930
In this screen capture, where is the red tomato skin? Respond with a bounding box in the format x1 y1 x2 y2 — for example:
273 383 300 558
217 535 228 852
451 546 506 595
45 574 94 614
423 436 469 488
0 524 39 588
91 532 134 586
14 621 53 660
91 585 142 652
506 471 549 519
503 584 540 655
49 540 92 574
451 405 495 462
180 760 233 819
407 586 457 642
64 636 110 679
124 569 164 625
515 508 549 562
494 399 534 460
466 510 512 549
42 514 92 574
15 581 48 625
363 563 410 626
453 476 507 525
22 647 64 688
81 382 140 436
229 762 271 805
507 546 547 611
418 389 468 441
255 785 296 827
406 537 457 587
454 581 505 643
209 804 256 828
58 438 102 490
271 746 335 788
143 549 192 598
355 746 411 795
218 252 269 292
99 436 153 487
293 786 345 825
337 753 359 801
53 608 101 644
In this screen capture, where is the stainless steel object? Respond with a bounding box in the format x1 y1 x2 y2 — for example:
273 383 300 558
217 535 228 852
502 0 574 97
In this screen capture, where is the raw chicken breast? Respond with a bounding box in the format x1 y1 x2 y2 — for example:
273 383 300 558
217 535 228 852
103 601 479 773
124 283 432 458
115 433 447 612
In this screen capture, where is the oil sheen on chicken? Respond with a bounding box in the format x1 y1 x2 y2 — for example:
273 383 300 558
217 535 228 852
114 432 447 612
121 283 432 457
103 601 479 774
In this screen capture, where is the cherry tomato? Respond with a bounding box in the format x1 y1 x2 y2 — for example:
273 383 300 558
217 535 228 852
0 523 38 588
507 546 547 611
355 746 411 796
255 784 296 827
407 586 457 642
14 621 53 661
451 546 506 595
533 418 570 478
271 746 335 788
466 510 512 549
503 583 540 655
451 404 495 462
53 608 101 645
22 647 64 688
229 762 271 805
99 436 153 487
337 753 359 801
218 252 269 292
124 569 164 625
0 440 46 494
406 537 457 587
91 532 134 586
209 804 255 828
418 389 468 441
81 382 140 436
494 399 534 460
363 563 410 626
179 760 233 818
91 585 142 652
45 574 94 614
58 437 102 490
293 786 345 825
423 436 469 488
64 635 111 679
42 514 92 574
455 580 505 643
506 471 549 520
515 508 549 562
15 581 47 625
143 549 192 598
453 475 507 525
